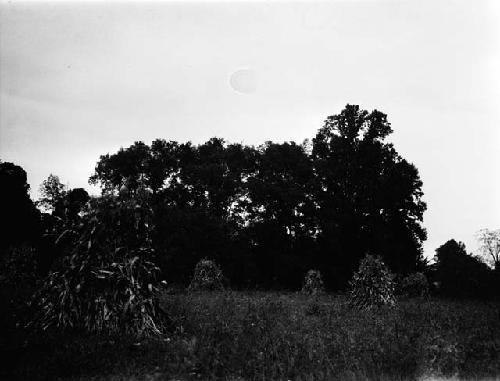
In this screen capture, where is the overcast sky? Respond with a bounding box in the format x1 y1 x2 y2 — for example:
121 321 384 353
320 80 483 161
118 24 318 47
1 0 499 259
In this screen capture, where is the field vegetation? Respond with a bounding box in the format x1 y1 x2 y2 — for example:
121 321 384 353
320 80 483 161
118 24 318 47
2 292 500 381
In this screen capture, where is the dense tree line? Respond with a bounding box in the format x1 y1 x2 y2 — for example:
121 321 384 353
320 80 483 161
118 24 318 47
1 104 498 296
86 105 427 289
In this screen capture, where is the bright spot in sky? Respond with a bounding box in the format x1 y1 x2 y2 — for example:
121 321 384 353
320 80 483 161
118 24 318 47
229 69 257 94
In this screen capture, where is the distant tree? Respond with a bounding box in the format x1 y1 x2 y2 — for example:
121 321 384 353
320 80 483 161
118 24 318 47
434 239 493 298
38 174 67 214
312 105 427 287
89 141 152 194
38 176 90 235
476 229 500 271
0 161 41 251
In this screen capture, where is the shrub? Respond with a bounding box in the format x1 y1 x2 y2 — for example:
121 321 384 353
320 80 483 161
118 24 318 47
301 269 325 295
31 195 165 336
434 239 495 298
188 258 224 291
349 254 396 309
400 272 429 297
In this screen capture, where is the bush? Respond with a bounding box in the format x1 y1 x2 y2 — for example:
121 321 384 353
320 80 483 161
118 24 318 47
188 258 224 291
434 239 495 298
349 254 396 309
301 269 325 295
400 272 429 297
31 196 165 336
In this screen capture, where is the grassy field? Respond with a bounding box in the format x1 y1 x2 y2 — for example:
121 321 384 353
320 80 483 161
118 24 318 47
2 292 500 381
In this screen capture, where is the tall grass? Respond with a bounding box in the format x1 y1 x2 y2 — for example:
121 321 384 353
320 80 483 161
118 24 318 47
159 293 500 380
3 293 500 381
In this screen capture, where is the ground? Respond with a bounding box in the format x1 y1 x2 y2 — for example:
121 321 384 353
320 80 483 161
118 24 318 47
2 292 500 381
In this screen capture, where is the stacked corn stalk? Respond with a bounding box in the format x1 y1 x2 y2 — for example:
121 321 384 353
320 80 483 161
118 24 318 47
349 254 396 309
301 269 325 295
32 195 165 336
188 258 225 291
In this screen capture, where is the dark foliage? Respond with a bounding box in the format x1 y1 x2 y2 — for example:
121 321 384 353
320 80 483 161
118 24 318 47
0 161 41 252
312 105 427 287
0 162 46 361
434 239 497 299
3 293 500 381
2 105 497 297
88 105 427 290
0 245 40 350
399 272 430 298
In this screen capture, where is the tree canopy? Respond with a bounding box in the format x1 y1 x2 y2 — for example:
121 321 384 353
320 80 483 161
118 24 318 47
88 105 428 289
312 105 427 286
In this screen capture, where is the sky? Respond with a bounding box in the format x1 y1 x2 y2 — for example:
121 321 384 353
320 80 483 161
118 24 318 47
1 0 499 259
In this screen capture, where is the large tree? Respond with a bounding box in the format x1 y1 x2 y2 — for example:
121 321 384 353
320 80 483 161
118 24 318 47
312 105 426 285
